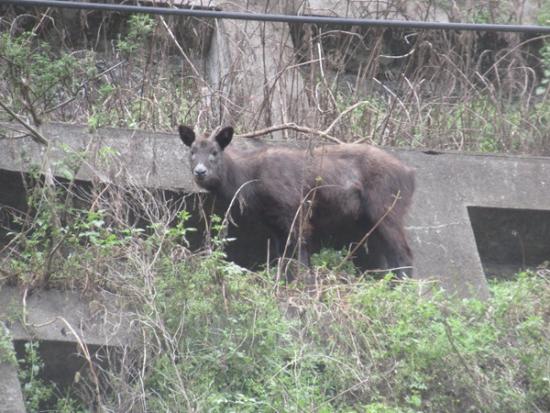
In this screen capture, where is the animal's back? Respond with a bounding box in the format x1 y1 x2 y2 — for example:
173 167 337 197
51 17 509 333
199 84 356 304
308 143 414 209
228 143 414 216
232 145 353 201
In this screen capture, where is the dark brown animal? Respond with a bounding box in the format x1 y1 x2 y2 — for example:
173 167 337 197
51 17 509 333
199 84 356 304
178 125 415 278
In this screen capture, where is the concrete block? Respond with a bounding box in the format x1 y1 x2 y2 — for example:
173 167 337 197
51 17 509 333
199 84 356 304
0 359 25 413
396 150 550 298
0 286 133 413
0 326 25 413
0 287 133 347
0 122 195 191
204 1 309 131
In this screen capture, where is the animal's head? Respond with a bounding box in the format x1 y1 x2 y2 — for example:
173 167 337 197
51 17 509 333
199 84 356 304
178 125 234 190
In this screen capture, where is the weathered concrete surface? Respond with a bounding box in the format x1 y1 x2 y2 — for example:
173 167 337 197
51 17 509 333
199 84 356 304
0 122 195 190
0 323 25 413
0 287 132 413
2 122 550 298
394 150 550 298
0 359 25 413
0 287 133 347
205 1 308 131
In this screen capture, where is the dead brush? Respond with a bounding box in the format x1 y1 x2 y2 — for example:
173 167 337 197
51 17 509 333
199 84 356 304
2 7 550 153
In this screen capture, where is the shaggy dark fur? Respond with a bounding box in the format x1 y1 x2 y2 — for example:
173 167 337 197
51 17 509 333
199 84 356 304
179 125 415 278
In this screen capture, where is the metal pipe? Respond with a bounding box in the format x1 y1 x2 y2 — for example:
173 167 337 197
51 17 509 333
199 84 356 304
2 0 550 34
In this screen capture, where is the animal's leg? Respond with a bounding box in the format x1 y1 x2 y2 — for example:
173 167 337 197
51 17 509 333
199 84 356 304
266 226 301 282
373 220 413 279
278 217 313 282
278 237 310 282
294 216 313 267
297 239 311 268
270 233 285 259
364 231 389 271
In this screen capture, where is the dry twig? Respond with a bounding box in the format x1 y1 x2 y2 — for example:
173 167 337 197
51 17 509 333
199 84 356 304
0 100 49 145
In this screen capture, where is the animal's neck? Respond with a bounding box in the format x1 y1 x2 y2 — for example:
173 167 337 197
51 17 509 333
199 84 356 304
216 152 252 202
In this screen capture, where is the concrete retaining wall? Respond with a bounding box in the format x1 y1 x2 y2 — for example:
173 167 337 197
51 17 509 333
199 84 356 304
2 121 550 299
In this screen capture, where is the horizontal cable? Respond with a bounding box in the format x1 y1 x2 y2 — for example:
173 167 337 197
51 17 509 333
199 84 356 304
2 0 550 33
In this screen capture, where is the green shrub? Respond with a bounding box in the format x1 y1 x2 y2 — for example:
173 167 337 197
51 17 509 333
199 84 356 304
3 185 548 412
18 342 85 412
138 261 550 412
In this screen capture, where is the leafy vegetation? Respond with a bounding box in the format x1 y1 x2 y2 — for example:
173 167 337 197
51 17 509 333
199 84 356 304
0 13 199 131
0 324 17 365
153 267 549 413
0 180 548 412
17 342 85 413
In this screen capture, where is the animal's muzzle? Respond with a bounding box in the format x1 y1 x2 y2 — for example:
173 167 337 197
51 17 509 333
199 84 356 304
193 164 207 178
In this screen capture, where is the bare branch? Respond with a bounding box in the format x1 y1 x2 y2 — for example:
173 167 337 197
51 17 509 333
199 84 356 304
159 16 202 79
323 100 368 136
235 122 344 144
0 100 49 146
44 60 126 114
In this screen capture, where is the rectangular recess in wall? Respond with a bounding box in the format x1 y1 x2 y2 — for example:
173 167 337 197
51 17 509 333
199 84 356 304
467 206 550 279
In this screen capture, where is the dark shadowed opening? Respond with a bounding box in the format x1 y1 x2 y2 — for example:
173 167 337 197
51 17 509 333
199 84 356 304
467 206 550 280
13 340 117 409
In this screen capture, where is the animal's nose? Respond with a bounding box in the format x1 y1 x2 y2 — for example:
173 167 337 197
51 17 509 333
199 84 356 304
194 165 207 177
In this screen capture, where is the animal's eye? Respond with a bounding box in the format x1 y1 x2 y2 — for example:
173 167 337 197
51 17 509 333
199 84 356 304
211 151 218 156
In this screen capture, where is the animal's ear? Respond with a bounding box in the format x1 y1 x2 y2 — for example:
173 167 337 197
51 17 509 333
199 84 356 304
178 125 195 147
215 127 234 150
